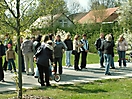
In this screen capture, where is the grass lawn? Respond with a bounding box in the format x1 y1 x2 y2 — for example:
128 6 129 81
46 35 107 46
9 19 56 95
1 78 132 99
11 52 119 68
62 53 119 66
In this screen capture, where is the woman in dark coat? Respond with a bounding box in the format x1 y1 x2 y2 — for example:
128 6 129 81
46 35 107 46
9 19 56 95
101 34 113 75
34 40 53 86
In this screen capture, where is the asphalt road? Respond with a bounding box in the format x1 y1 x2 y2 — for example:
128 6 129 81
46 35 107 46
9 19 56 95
0 62 132 93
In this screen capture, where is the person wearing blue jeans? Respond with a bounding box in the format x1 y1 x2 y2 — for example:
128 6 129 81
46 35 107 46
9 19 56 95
111 56 115 68
65 51 72 66
8 59 16 72
6 44 16 72
104 54 112 75
117 34 128 67
95 33 105 68
64 33 73 67
98 51 104 68
118 51 126 67
101 34 113 75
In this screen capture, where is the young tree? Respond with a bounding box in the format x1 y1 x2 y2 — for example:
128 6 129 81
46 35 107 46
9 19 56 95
0 0 68 97
0 0 39 98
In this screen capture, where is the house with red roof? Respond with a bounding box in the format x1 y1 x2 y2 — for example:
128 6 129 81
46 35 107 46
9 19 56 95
78 7 119 24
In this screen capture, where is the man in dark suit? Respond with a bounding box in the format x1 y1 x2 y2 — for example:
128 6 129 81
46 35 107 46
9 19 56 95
95 33 105 68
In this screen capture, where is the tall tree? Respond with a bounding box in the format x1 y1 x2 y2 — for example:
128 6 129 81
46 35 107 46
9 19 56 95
89 0 107 23
67 1 86 14
90 0 117 10
118 0 132 32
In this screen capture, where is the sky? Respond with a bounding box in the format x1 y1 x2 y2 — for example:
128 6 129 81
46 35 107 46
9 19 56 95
77 0 90 8
65 0 90 11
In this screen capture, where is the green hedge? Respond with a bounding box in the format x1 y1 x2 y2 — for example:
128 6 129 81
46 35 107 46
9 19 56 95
33 22 123 53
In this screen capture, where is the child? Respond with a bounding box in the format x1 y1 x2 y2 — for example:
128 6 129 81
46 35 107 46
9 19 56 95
6 44 16 73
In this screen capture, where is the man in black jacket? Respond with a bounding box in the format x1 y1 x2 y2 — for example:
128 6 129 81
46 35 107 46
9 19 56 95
95 33 105 68
0 40 5 82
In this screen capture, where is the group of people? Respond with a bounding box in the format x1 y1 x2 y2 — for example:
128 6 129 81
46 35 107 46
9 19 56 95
0 32 128 86
0 34 14 82
95 33 128 75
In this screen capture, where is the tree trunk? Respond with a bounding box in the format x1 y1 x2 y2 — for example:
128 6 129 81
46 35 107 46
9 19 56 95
16 0 22 98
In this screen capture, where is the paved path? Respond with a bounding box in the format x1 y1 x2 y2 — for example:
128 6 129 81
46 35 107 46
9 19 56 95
0 62 132 93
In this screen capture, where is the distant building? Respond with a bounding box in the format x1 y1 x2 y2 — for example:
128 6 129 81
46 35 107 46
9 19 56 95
30 13 74 29
78 7 119 24
30 7 120 30
68 12 88 23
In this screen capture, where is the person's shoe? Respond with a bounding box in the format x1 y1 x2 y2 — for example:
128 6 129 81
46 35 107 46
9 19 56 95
31 74 34 76
69 65 72 67
27 74 30 75
31 72 35 76
75 69 82 71
100 66 105 68
110 67 115 69
46 84 51 87
1 79 5 82
41 84 45 87
10 70 13 73
34 76 38 78
3 69 7 71
77 69 82 71
105 73 111 75
14 70 17 72
22 71 26 73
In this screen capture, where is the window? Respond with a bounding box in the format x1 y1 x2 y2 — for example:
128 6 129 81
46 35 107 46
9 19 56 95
59 19 67 27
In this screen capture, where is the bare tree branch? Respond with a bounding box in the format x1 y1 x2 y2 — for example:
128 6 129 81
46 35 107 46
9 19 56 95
0 2 7 9
20 15 35 28
129 10 132 14
4 0 17 18
20 0 34 19
1 20 16 30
